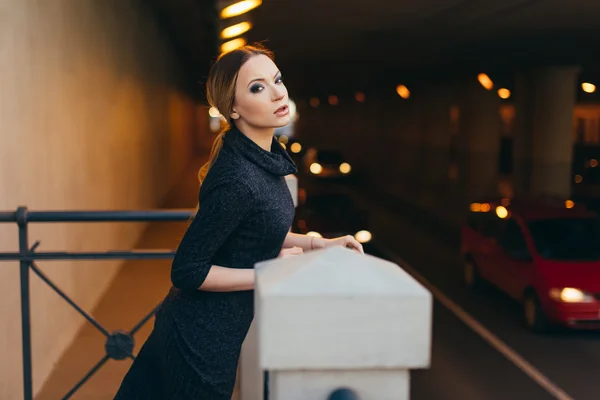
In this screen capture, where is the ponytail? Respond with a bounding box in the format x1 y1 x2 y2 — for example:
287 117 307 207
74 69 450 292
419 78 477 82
192 123 230 216
198 124 229 187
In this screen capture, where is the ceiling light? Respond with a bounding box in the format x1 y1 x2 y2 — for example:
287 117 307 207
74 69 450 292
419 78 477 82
220 21 252 39
478 73 493 90
396 84 410 99
220 0 262 19
220 37 246 53
582 82 596 93
497 88 511 99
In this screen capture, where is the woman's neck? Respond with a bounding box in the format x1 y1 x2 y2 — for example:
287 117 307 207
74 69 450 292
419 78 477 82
234 122 274 151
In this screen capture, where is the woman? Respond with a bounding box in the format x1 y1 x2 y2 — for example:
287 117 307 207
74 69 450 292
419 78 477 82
114 44 364 399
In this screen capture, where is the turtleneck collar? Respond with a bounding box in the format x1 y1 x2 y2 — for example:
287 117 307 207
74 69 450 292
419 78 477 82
223 126 298 177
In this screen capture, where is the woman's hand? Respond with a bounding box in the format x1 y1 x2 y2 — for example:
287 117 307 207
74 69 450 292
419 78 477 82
278 246 304 258
313 235 364 254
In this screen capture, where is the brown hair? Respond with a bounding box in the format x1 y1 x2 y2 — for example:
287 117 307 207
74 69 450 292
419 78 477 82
198 44 275 186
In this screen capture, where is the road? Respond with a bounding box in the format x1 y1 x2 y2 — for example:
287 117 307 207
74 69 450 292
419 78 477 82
355 186 600 400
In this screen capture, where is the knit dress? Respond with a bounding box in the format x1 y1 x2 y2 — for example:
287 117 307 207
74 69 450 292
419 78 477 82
114 126 298 399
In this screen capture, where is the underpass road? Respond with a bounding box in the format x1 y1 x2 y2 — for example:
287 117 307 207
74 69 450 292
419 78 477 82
368 246 555 400
347 185 600 400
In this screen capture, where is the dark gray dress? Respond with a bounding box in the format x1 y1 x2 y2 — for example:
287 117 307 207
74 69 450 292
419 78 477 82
114 126 297 399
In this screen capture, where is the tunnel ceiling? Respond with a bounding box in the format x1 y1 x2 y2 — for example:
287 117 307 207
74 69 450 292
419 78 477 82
147 0 219 100
154 0 600 98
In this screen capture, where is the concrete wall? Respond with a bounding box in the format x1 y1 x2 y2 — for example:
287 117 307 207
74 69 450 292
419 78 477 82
0 1 208 398
296 93 406 185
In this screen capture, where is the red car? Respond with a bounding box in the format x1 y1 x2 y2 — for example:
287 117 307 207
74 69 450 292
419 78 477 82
461 197 600 332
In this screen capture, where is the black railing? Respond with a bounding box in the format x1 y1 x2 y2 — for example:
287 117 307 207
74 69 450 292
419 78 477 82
0 206 194 400
264 370 270 400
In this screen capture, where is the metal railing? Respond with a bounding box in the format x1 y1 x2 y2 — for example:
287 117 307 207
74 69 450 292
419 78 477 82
329 388 359 399
0 206 194 400
262 373 358 400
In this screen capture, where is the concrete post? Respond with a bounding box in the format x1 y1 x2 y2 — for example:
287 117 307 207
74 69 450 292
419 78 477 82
239 173 298 400
513 66 578 199
530 66 579 198
421 85 453 208
239 314 263 400
513 71 535 197
382 94 424 202
401 99 422 184
284 174 298 208
255 247 433 400
423 86 453 186
458 78 502 202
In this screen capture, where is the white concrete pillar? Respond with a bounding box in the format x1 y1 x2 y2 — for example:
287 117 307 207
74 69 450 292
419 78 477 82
383 93 424 201
284 174 298 208
530 66 579 198
513 66 578 199
513 71 535 196
239 322 262 400
458 78 502 202
239 173 298 400
422 86 453 185
400 99 422 181
255 246 433 400
421 85 453 208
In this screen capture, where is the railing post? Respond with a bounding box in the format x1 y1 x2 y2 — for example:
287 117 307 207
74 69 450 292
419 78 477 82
255 246 433 400
239 174 298 400
17 206 33 400
284 174 298 208
328 388 359 400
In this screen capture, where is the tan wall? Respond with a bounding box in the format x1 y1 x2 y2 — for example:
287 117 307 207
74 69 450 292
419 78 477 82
0 1 207 398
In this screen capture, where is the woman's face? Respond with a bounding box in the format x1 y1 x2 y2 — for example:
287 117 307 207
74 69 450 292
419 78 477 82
231 54 290 131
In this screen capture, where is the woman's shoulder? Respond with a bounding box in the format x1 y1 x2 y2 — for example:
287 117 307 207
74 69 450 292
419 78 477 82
209 149 262 185
200 169 257 202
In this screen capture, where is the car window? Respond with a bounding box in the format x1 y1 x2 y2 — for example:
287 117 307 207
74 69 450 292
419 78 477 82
498 219 531 260
527 217 600 261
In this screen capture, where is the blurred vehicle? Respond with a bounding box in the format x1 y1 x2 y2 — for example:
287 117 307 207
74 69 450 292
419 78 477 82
461 196 600 332
302 148 353 180
293 193 372 249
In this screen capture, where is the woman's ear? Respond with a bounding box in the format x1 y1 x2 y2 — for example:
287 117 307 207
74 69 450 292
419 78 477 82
230 109 240 120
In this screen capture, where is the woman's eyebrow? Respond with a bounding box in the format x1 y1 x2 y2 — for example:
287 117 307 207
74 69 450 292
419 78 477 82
247 70 281 88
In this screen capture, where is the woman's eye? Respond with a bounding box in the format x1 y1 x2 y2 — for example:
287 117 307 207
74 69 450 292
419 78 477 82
276 76 283 84
250 84 264 93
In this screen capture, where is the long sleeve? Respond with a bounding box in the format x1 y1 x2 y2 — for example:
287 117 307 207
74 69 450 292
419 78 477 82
171 179 255 290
